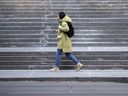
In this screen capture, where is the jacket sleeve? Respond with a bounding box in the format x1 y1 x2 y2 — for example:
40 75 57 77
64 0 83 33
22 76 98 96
59 21 69 32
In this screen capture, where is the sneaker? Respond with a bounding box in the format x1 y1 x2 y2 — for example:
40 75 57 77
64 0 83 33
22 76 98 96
76 63 83 71
50 67 59 72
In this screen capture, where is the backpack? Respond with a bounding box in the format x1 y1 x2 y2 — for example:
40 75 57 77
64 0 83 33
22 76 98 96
65 21 74 38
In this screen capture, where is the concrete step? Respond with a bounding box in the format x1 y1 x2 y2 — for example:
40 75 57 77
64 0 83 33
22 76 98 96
0 42 128 47
1 15 127 18
0 26 127 31
48 42 128 47
50 9 126 12
0 47 128 70
48 15 128 18
0 40 128 46
46 18 128 22
0 37 128 41
1 38 128 42
1 18 128 23
0 26 128 30
1 8 127 11
0 22 128 26
1 29 128 34
0 70 128 82
0 17 45 21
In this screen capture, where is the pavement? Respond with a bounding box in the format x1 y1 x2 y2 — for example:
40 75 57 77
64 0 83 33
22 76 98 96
0 70 128 82
0 81 128 96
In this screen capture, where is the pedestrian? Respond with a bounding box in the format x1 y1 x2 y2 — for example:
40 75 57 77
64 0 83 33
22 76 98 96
50 12 83 71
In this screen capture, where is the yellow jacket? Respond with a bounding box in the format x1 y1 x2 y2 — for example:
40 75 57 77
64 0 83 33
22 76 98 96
57 15 72 52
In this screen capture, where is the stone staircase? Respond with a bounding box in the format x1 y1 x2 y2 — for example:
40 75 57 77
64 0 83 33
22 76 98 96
0 0 128 70
0 49 128 70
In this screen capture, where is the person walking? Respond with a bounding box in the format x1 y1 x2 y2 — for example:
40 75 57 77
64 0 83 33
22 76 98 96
50 12 83 71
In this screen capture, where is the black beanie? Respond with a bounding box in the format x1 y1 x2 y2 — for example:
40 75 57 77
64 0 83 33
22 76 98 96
59 12 66 19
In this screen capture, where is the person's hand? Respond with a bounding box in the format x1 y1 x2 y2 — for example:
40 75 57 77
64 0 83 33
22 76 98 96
53 29 58 32
56 29 59 32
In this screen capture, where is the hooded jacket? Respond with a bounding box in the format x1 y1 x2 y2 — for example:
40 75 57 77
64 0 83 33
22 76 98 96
57 15 72 52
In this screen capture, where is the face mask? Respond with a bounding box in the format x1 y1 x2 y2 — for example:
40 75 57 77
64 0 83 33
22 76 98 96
58 17 62 23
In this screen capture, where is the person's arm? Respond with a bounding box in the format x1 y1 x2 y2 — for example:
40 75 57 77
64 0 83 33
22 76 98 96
59 21 69 32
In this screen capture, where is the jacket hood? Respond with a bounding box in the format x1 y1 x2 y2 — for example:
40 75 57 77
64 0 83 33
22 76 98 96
61 15 72 22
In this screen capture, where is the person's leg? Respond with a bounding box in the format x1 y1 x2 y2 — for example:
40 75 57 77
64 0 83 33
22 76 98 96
55 49 63 67
65 53 79 64
50 49 63 71
65 52 83 71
